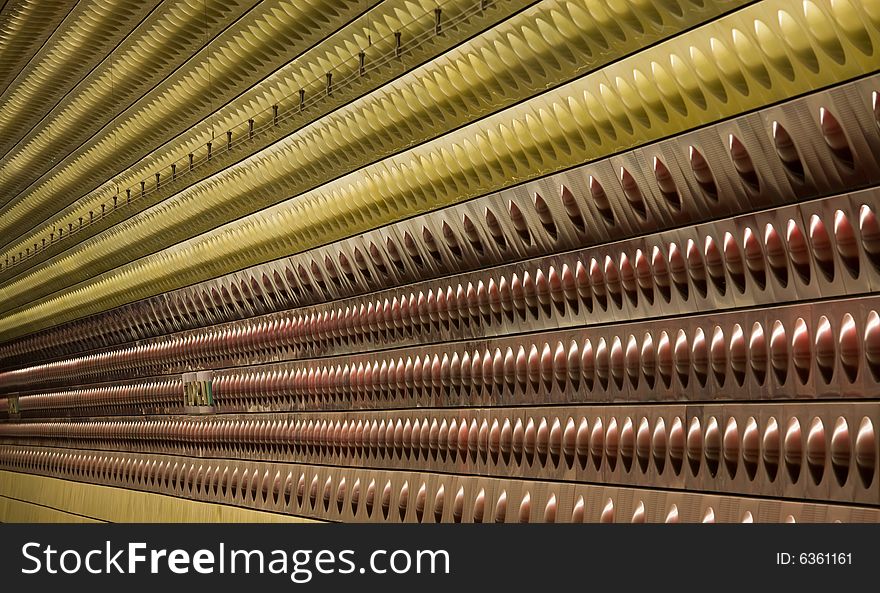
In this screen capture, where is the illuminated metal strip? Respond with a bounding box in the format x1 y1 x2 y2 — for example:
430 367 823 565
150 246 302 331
0 0 162 159
5 293 880 418
0 0 755 303
0 0 261 200
1 446 877 522
0 0 540 277
0 1 77 95
2 402 877 505
0 0 876 341
2 187 877 391
0 470 317 523
1 69 878 363
0 0 463 245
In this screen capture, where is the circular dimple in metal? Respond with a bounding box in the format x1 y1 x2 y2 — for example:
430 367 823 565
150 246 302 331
548 417 562 459
589 417 604 470
835 313 859 383
704 416 721 477
723 417 739 479
561 417 577 461
686 417 702 476
764 223 789 287
636 417 651 474
668 242 688 300
571 496 586 523
807 417 826 485
452 486 464 523
686 239 708 298
784 418 803 484
652 245 671 303
723 231 746 293
536 417 550 458
787 219 812 284
819 107 854 169
704 235 725 294
792 318 811 384
772 121 805 180
543 494 557 524
653 156 680 210
866 311 880 381
742 417 760 481
599 498 615 523
668 417 684 475
488 419 501 457
620 417 635 472
560 185 585 234
494 490 508 524
692 327 708 387
605 417 619 472
674 329 690 387
701 507 716 523
640 332 656 389
473 488 486 524
631 501 646 524
763 416 781 483
689 146 718 200
728 134 760 190
710 326 727 386
518 492 532 524
830 417 850 487
815 316 835 383
856 417 876 489
834 210 860 278
432 484 444 523
860 204 880 271
619 167 646 219
589 175 614 224
652 418 667 475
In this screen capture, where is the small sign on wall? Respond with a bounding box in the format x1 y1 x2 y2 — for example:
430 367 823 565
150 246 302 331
182 371 215 414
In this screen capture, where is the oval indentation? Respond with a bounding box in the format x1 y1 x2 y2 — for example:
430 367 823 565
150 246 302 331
704 417 721 477
560 185 585 233
865 311 880 381
809 215 835 281
819 107 854 169
743 227 766 290
860 204 880 272
834 210 860 278
839 313 860 382
787 220 811 284
689 146 718 200
830 417 850 487
772 121 805 180
807 417 826 485
728 134 760 190
815 315 836 383
687 417 702 476
619 167 647 219
724 417 740 478
784 418 803 484
653 157 681 210
589 175 614 224
743 417 760 481
533 193 557 241
856 417 876 489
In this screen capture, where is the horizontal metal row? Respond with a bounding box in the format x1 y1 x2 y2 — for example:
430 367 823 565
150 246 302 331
2 403 876 504
7 296 880 421
1 445 877 522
